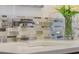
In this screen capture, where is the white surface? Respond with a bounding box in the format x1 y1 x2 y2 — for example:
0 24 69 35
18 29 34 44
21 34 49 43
0 40 79 53
0 5 42 17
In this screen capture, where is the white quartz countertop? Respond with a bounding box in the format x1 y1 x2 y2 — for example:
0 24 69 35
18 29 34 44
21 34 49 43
0 40 79 54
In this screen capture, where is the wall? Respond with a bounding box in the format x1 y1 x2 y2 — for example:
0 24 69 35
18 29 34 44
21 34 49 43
0 5 42 18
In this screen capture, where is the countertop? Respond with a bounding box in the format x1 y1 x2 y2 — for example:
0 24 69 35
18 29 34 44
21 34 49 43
0 40 79 54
